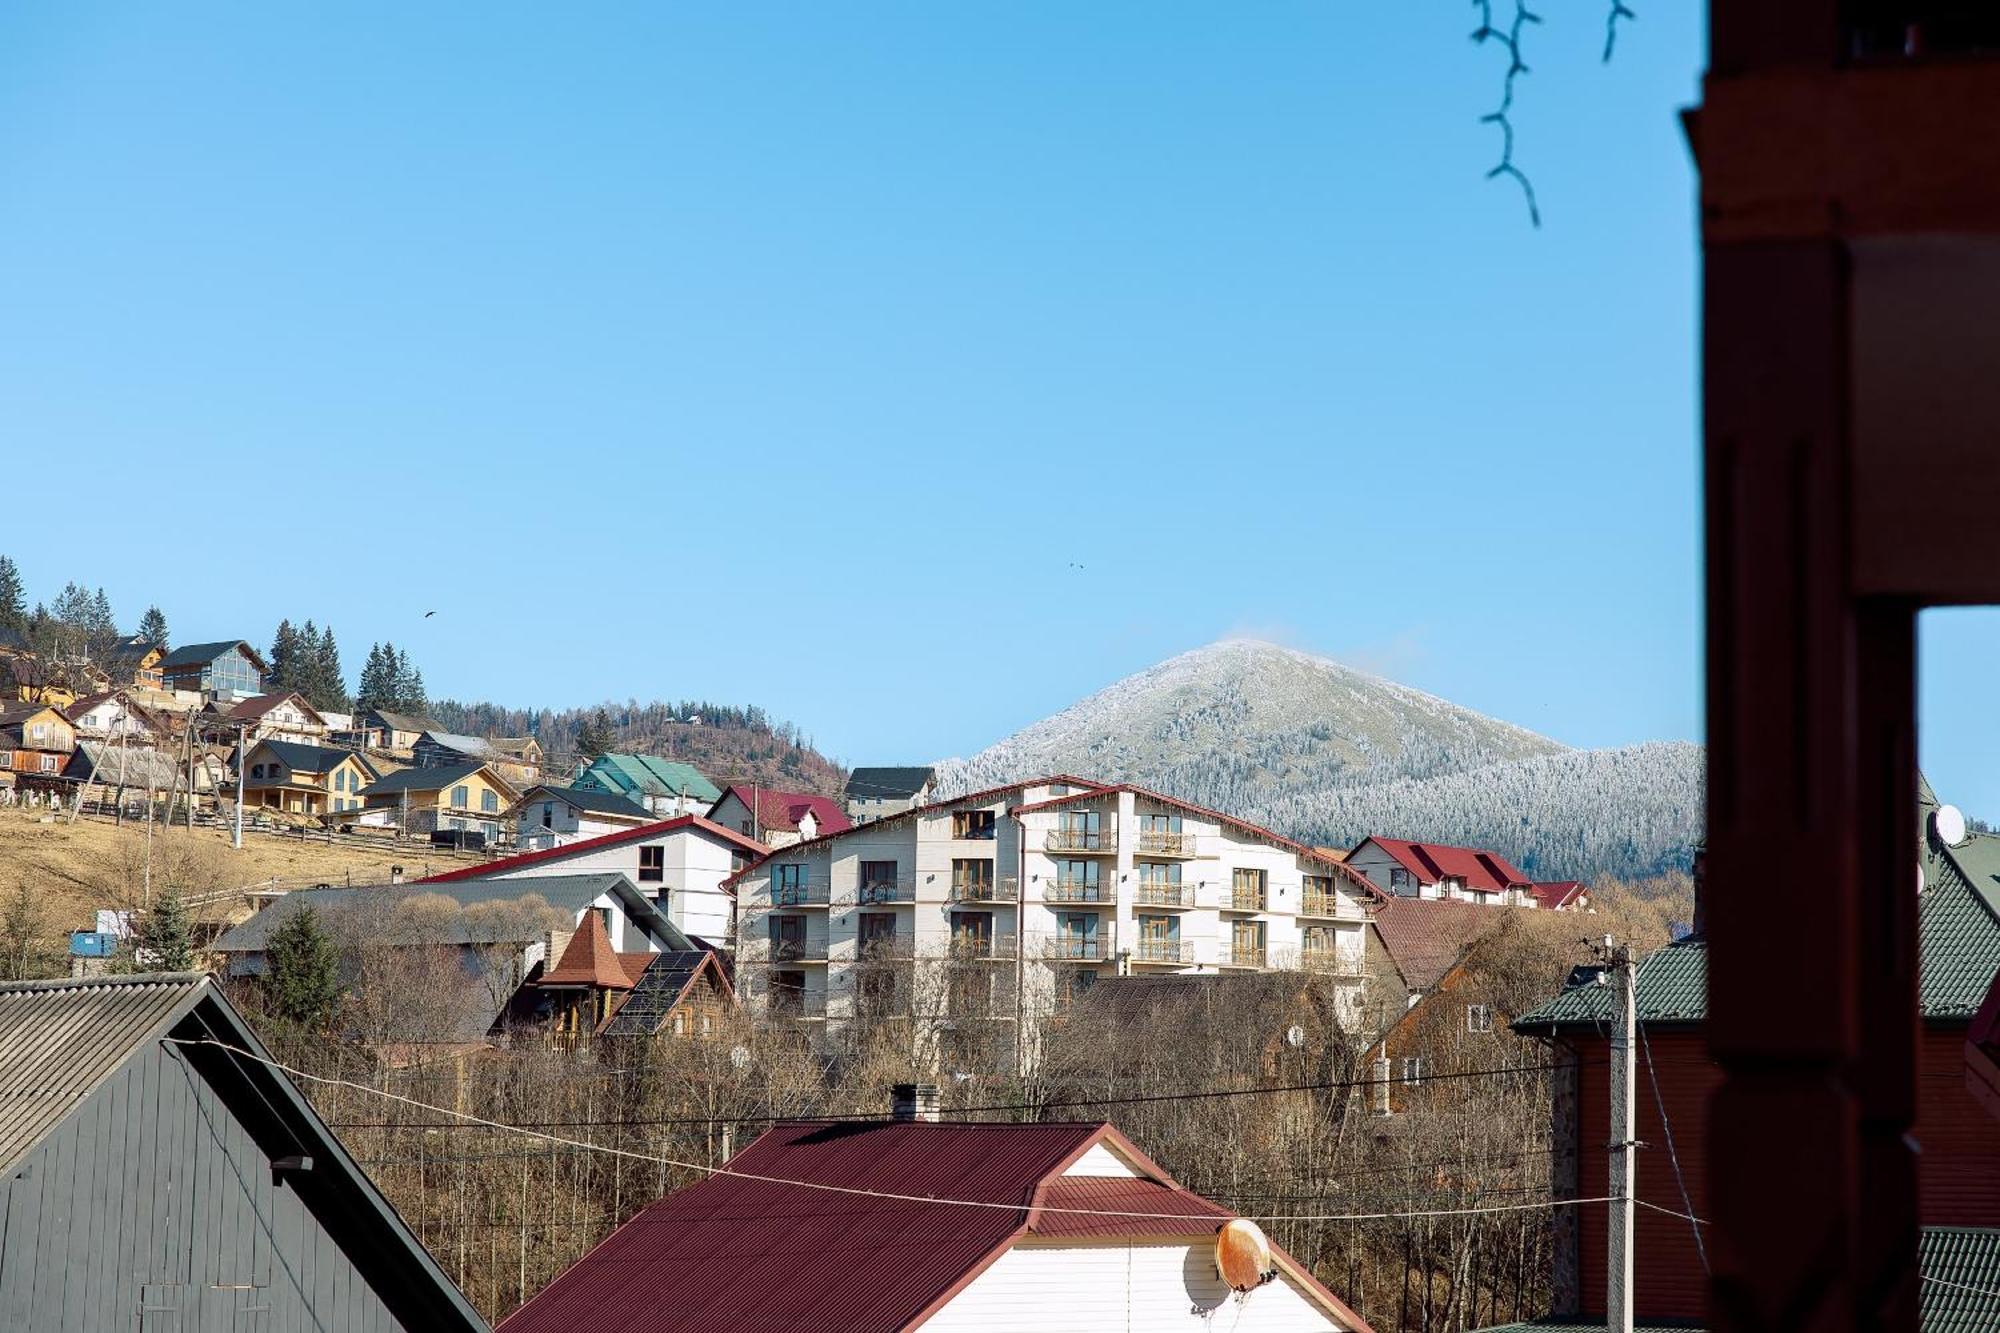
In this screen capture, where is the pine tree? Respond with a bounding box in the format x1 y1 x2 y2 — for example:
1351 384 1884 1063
268 619 298 692
264 905 341 1030
87 588 117 652
136 605 168 650
396 647 428 714
309 625 351 712
139 892 194 972
356 643 392 711
47 582 93 639
0 557 24 634
577 708 618 759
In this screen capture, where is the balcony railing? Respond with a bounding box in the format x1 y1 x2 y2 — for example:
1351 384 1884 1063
772 883 830 908
948 876 1015 903
1050 937 1113 962
854 937 915 961
1131 939 1196 965
762 937 830 963
1044 825 1118 854
946 934 1019 962
856 879 916 905
1226 944 1267 968
1302 948 1368 978
1134 830 1196 857
1135 882 1194 909
1299 889 1349 919
1226 887 1267 912
1045 879 1108 904
766 990 828 1020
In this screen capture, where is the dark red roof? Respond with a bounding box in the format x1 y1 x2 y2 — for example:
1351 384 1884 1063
714 785 851 836
1357 837 1530 894
1528 879 1588 910
537 914 632 989
1370 897 1512 992
421 814 767 885
498 1119 1361 1333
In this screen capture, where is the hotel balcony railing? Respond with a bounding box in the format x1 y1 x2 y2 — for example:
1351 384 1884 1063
1050 937 1113 962
1225 887 1267 912
856 879 916 905
1299 889 1350 919
1131 939 1197 965
771 883 830 908
1134 830 1196 857
1135 882 1195 909
946 934 1019 962
854 937 916 962
1302 948 1368 978
766 990 828 1020
1044 825 1118 854
1225 944 1268 969
761 938 830 963
1045 879 1108 904
947 876 1016 903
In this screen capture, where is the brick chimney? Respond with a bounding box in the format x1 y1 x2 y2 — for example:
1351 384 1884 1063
891 1082 939 1123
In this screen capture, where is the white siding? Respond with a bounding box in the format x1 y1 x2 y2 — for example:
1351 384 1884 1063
1062 1144 1141 1177
919 1240 1353 1331
479 827 746 941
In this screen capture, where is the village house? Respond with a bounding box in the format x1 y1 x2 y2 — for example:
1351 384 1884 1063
843 764 936 822
64 687 161 740
1345 836 1544 907
512 782 655 848
65 740 221 803
101 633 166 690
708 782 849 848
500 1103 1369 1333
731 776 1375 1040
425 813 768 944
3 644 105 708
571 751 720 816
0 974 488 1332
348 762 521 840
503 913 736 1047
412 729 543 787
239 738 380 816
223 690 329 744
213 873 696 1044
155 639 266 700
337 707 440 755
0 702 77 780
1476 778 2000 1332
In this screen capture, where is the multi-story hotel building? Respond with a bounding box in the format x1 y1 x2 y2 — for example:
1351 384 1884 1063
731 775 1376 1055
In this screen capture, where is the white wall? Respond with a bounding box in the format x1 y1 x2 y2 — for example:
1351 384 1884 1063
480 826 746 942
919 1240 1354 1332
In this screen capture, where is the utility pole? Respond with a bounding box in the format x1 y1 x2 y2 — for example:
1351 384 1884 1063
1599 935 1637 1333
232 722 247 849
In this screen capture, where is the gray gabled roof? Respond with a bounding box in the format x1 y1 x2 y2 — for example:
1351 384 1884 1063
360 708 440 734
359 761 489 796
601 951 726 1037
157 639 264 671
251 738 379 778
523 783 653 821
0 973 488 1330
844 766 936 801
418 731 501 759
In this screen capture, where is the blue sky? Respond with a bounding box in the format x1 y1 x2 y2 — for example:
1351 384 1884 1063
2 5 1993 813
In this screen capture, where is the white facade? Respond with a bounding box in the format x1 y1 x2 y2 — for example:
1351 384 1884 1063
738 779 1372 1034
68 696 153 740
707 789 821 849
465 821 762 943
1344 840 1538 907
515 793 653 850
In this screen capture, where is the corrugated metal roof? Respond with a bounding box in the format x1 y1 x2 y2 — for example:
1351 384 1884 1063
0 973 205 1173
1028 1175 1228 1238
1513 936 1710 1033
251 738 377 776
1371 897 1512 993
844 767 935 800
157 639 263 671
213 874 651 951
1357 837 1532 893
360 761 490 795
519 783 654 821
499 1121 1108 1333
578 753 721 804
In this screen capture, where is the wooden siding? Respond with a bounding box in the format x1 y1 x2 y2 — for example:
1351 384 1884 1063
0 1040 414 1332
1913 1025 2000 1225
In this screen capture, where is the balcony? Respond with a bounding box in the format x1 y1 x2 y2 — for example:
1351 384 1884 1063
1044 824 1118 854
761 937 830 963
1131 939 1196 966
771 883 830 908
1045 879 1109 904
1224 888 1267 913
856 879 916 905
1299 888 1351 919
1134 830 1197 858
1302 948 1368 978
766 990 828 1020
1224 943 1267 969
1135 882 1195 909
946 934 1019 962
948 876 1017 904
854 937 915 962
1049 937 1113 963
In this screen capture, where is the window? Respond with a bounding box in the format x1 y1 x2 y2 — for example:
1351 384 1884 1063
857 912 897 955
1401 1056 1425 1087
739 819 754 836
671 1013 686 1036
952 858 995 898
950 911 994 955
770 970 806 1015
769 915 807 960
1467 1004 1494 1034
1054 912 1099 959
1136 914 1180 962
39 754 57 773
450 785 469 809
1137 861 1184 904
1231 867 1267 911
1389 867 1412 892
699 1012 712 1034
1137 813 1183 833
773 863 807 905
250 764 265 779
1057 809 1104 849
1230 918 1266 964
859 861 899 896
482 788 499 813
1051 859 1101 900
638 845 665 882
542 802 554 828
952 808 996 840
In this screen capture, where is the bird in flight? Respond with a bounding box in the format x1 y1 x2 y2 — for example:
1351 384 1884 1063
424 610 437 618
1068 562 1084 570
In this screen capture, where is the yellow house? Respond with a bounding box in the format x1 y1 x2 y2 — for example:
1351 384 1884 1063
240 739 380 817
354 762 521 838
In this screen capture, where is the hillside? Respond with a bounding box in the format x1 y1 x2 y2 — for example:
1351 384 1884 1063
934 640 1701 880
430 698 846 796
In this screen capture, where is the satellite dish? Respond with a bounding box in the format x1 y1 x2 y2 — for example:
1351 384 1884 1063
1936 804 1969 848
729 1045 751 1071
1215 1218 1274 1292
1285 1024 1306 1049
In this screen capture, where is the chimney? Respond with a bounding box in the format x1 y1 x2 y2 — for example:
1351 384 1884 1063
544 927 573 974
891 1082 940 1123
389 865 404 886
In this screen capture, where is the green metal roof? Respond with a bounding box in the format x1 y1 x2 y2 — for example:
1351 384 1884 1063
575 753 720 804
1471 1229 2000 1331
1518 782 2000 1033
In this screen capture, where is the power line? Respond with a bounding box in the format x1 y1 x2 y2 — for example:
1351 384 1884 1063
324 1057 1587 1131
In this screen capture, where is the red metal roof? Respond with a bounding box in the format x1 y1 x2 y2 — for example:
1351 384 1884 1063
1528 879 1588 910
421 814 767 885
1369 896 1512 992
498 1119 1365 1333
1355 836 1530 894
713 785 851 836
